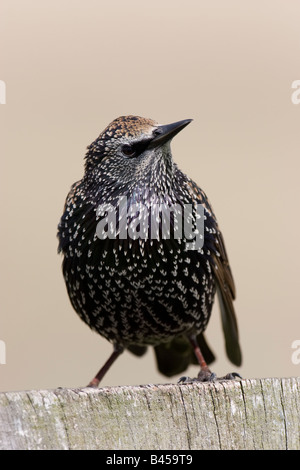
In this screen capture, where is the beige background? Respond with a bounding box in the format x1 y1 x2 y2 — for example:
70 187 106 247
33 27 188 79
1 0 300 392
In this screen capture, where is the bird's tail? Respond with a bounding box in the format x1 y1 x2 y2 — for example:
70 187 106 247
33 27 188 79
153 333 215 377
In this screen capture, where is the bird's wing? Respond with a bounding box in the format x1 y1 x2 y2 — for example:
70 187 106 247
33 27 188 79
211 231 242 366
187 177 242 367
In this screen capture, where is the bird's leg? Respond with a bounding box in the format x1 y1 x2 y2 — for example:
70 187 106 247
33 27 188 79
178 335 215 383
189 334 216 382
178 335 242 384
87 344 124 388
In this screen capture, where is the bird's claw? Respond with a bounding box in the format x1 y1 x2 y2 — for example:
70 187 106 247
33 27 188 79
178 371 216 384
218 372 242 381
178 376 195 384
178 371 242 384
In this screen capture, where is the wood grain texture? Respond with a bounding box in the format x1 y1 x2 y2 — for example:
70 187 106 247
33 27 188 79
0 377 299 450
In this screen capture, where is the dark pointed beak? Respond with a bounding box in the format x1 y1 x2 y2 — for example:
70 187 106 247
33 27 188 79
148 119 193 149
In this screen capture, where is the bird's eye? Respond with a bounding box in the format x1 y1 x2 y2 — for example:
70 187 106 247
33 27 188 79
122 144 136 157
153 128 162 137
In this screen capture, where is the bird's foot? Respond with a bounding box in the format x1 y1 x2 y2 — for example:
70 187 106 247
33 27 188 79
86 378 100 388
178 370 242 384
218 372 242 381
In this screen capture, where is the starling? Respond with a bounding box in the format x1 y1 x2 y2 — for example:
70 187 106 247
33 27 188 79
58 116 242 386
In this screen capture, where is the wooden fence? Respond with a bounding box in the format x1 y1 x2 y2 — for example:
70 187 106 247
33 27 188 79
0 377 299 450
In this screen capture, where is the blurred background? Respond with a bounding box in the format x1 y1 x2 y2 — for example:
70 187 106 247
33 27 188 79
0 0 300 392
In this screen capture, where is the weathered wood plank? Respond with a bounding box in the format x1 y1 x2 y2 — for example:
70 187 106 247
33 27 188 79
0 378 299 450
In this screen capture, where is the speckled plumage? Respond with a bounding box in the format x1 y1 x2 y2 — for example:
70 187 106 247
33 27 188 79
58 116 241 384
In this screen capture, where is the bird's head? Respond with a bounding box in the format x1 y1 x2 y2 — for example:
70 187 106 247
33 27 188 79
85 116 192 193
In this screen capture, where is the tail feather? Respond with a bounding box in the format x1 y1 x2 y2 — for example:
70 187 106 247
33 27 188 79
153 333 215 377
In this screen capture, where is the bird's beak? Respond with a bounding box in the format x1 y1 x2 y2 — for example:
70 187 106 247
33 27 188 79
148 119 193 149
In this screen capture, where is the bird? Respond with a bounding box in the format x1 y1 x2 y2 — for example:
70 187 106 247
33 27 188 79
57 115 242 387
